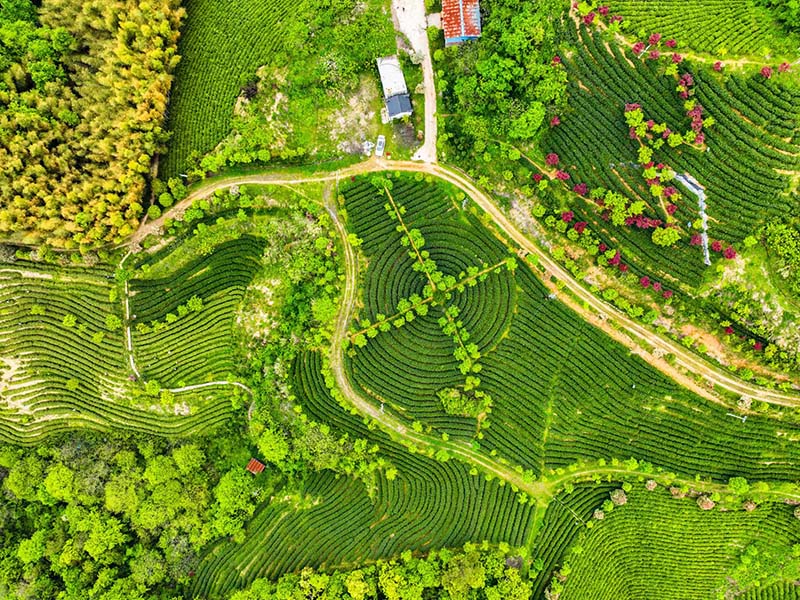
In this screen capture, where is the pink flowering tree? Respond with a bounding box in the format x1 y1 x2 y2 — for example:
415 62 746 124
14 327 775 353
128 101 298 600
545 153 560 166
761 66 773 79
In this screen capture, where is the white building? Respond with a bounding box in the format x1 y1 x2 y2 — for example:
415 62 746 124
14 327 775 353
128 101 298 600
376 56 413 120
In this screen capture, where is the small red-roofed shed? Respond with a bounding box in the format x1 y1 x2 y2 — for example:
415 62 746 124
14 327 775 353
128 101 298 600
442 0 482 46
246 458 265 475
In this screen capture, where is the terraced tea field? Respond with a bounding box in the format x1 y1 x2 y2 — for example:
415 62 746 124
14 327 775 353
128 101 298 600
160 0 313 176
559 487 800 599
341 174 800 483
542 22 800 289
608 0 799 56
0 236 265 442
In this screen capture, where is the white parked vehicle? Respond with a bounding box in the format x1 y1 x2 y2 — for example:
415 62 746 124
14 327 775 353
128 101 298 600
375 135 386 157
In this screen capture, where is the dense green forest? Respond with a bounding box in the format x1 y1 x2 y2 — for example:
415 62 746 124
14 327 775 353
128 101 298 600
0 0 183 248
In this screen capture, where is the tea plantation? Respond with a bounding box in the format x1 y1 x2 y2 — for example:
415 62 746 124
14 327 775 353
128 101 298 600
2 0 800 598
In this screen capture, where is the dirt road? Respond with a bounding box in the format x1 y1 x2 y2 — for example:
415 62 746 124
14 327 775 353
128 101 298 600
130 158 800 410
391 0 437 163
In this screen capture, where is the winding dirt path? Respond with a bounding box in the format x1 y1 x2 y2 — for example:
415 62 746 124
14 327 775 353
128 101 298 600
131 158 800 408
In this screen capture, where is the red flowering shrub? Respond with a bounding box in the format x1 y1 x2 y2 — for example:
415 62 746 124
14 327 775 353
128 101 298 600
665 39 677 48
648 50 661 60
598 5 609 16
598 242 608 252
713 61 723 71
694 132 705 145
550 115 561 127
779 62 790 73
723 246 737 259
632 42 645 55
662 128 672 139
609 15 623 23
652 281 662 291
649 33 662 45
671 53 683 64
640 276 651 288
561 211 574 222
532 173 543 182
583 11 596 24
555 170 570 181
711 240 723 252
573 221 588 234
754 341 763 351
552 55 562 65
666 204 678 216
690 234 702 246
663 186 677 198
609 251 621 266
619 263 629 272
662 290 673 299
724 326 734 335
573 183 588 195
761 66 773 79
545 153 560 166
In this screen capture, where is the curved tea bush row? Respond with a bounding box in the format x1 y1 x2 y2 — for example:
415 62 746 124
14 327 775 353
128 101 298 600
131 236 265 387
294 350 475 473
544 23 798 288
478 265 800 481
190 458 534 598
544 25 708 286
160 0 313 176
529 483 618 598
343 177 518 437
741 583 800 600
608 0 799 55
560 488 800 599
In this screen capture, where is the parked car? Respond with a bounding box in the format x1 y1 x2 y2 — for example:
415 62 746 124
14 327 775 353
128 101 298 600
375 135 386 157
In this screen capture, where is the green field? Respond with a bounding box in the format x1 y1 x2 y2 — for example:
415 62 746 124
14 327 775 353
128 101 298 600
0 231 272 443
341 174 800 482
160 0 397 177
559 486 800 599
0 259 239 443
191 350 535 598
609 0 799 56
160 0 313 176
130 236 265 388
5 0 800 597
540 22 800 289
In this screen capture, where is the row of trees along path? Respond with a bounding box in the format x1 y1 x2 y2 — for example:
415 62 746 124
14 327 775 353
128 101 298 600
137 157 800 407
122 157 800 508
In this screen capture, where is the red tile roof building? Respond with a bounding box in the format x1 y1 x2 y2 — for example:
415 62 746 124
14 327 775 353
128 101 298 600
442 0 482 46
246 458 265 475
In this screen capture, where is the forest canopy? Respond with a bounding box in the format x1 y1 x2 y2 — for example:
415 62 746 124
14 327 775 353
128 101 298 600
0 0 184 249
